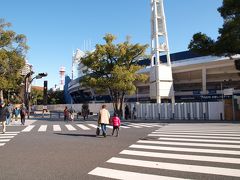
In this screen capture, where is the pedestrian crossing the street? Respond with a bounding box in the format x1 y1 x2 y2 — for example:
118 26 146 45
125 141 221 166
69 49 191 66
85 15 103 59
0 131 20 147
21 122 163 133
88 124 240 179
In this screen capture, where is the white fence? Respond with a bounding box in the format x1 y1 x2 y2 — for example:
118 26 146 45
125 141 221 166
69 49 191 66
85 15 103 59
33 101 224 120
135 102 224 120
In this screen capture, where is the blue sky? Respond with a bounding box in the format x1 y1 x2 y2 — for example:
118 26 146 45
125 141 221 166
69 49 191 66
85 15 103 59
0 0 222 88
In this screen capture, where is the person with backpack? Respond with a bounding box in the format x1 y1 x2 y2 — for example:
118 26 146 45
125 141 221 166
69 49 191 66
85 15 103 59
111 113 121 137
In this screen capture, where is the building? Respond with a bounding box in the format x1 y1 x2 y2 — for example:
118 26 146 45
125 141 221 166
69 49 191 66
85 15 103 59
68 50 240 103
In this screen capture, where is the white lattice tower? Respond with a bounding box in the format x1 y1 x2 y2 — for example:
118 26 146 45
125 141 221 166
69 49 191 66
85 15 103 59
150 0 175 104
59 66 65 90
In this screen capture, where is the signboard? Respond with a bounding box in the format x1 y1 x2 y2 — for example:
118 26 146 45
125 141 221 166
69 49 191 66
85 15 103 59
223 88 234 96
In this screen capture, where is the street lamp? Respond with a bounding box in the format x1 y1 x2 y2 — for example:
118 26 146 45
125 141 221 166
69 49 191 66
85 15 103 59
26 72 48 118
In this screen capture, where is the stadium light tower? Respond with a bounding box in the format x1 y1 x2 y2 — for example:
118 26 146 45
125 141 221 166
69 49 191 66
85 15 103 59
150 0 175 104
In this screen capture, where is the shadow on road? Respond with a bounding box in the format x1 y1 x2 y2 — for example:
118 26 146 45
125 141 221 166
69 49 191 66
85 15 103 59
54 133 106 138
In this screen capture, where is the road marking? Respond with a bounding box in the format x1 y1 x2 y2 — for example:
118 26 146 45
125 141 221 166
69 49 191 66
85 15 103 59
143 123 163 127
0 133 18 136
38 125 47 132
107 125 113 129
0 139 10 142
151 133 240 140
129 144 240 155
155 130 240 133
107 157 240 177
88 167 185 180
125 124 142 128
0 136 14 139
88 124 98 128
152 132 240 137
120 149 240 164
133 124 153 127
65 124 77 131
156 137 240 144
4 131 20 134
76 124 90 130
22 125 35 132
137 140 240 149
120 125 130 128
0 143 5 146
53 125 61 131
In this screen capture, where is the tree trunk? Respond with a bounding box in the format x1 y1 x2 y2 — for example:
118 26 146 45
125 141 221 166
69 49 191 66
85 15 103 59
0 90 3 102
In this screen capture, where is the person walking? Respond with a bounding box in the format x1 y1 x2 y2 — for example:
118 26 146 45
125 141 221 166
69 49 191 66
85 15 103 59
6 103 13 125
20 104 27 125
98 105 110 137
69 107 74 122
81 104 89 120
64 106 69 121
125 105 130 120
111 113 121 137
13 107 20 124
0 102 8 133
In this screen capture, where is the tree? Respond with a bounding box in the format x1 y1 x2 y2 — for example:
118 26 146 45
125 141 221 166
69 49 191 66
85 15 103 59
47 90 65 104
0 18 29 101
188 0 240 64
31 88 44 105
80 34 148 116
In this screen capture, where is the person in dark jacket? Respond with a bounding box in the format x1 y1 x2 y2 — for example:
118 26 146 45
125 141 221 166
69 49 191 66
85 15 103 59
0 102 8 133
20 103 27 125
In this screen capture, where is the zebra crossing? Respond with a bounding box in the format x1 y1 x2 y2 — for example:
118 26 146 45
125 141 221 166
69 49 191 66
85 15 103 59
88 124 240 179
0 131 20 147
21 122 163 133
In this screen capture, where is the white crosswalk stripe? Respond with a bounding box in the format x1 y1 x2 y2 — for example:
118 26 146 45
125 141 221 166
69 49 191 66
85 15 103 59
0 139 11 142
65 124 76 131
152 132 240 136
151 133 240 140
87 124 98 128
88 124 240 179
137 139 240 149
20 123 162 133
76 124 90 130
53 125 61 131
107 157 240 177
22 125 35 132
120 149 240 164
89 167 185 180
0 136 14 139
38 125 47 132
0 131 21 147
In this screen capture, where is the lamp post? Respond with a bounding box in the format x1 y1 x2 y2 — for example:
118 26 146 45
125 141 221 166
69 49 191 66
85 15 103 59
26 72 47 118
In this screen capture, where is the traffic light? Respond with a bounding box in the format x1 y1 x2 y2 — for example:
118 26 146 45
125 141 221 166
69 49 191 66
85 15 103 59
38 73 48 77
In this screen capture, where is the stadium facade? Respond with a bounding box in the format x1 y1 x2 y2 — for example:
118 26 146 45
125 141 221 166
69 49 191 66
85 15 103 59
68 50 240 104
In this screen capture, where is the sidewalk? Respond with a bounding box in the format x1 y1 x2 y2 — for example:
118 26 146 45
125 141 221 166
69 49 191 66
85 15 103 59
6 119 37 126
123 118 240 124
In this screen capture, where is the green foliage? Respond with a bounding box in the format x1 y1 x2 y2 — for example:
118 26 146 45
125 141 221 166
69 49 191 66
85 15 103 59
31 88 44 105
80 34 148 114
0 18 28 98
188 32 215 55
188 0 240 57
47 90 65 104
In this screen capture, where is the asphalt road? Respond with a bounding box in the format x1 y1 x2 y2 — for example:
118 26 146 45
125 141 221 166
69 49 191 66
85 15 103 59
0 119 240 180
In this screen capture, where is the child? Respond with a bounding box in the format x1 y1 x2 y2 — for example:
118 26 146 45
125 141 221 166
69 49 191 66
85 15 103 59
111 113 121 137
